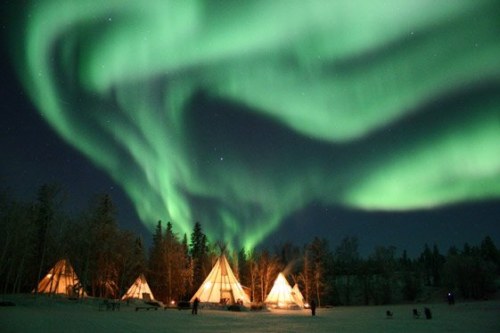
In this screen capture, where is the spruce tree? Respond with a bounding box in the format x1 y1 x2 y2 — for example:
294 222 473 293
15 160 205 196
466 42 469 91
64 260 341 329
190 222 207 292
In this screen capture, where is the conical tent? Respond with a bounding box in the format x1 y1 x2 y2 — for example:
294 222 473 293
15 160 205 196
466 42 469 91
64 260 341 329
121 274 155 300
34 259 87 297
291 283 305 308
190 254 250 305
264 272 303 309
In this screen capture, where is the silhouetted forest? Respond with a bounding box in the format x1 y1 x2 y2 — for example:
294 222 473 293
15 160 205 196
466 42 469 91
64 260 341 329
1 184 498 306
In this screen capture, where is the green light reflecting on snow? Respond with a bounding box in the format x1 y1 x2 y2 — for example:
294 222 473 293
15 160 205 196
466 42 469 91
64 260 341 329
9 0 500 250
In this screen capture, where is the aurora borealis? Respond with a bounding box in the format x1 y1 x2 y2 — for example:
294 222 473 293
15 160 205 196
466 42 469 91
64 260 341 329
5 0 500 250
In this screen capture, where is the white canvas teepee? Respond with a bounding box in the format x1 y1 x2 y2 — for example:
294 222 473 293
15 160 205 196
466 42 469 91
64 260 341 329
121 274 155 300
264 272 303 309
190 254 250 305
34 259 86 297
291 283 305 308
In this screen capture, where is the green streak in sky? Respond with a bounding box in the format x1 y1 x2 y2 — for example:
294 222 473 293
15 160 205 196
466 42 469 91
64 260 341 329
9 0 500 250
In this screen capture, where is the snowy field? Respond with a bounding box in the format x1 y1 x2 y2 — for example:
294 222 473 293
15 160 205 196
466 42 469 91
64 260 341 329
1 295 499 333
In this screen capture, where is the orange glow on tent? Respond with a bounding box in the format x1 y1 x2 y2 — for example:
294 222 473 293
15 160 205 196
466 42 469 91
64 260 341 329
34 259 86 297
264 273 304 309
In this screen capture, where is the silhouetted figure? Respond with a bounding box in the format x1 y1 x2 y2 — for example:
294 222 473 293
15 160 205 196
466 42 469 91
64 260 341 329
413 308 420 319
310 299 317 316
192 297 200 315
386 310 393 318
424 307 432 319
447 292 455 305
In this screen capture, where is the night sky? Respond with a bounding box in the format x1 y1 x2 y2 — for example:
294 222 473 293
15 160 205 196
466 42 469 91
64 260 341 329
1 0 499 256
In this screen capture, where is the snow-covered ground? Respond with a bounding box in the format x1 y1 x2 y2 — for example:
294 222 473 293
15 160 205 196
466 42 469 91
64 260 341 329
1 295 499 333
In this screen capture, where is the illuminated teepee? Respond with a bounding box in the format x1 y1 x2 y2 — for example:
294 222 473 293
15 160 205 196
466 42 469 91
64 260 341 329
264 273 304 309
291 283 305 308
190 254 250 306
121 274 155 300
34 259 87 297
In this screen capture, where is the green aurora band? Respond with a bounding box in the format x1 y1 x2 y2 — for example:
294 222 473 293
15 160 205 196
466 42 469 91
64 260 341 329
8 0 500 249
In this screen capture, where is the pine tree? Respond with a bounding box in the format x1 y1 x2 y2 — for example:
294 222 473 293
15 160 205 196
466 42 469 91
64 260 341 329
190 222 208 291
299 245 311 304
181 233 192 299
238 248 250 288
420 243 433 286
480 236 499 273
164 221 187 301
370 245 397 305
33 184 60 295
334 237 360 305
308 237 332 306
87 194 119 298
431 245 445 286
149 220 167 301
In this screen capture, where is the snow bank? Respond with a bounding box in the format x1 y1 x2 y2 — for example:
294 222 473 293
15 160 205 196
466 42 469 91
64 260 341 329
1 295 499 333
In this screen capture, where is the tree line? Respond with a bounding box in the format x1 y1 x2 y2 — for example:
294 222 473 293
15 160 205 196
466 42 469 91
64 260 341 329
1 184 498 305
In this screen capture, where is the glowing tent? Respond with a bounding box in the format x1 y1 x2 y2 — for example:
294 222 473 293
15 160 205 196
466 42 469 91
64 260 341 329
190 254 250 306
264 273 303 309
291 283 305 308
121 274 155 300
34 259 86 297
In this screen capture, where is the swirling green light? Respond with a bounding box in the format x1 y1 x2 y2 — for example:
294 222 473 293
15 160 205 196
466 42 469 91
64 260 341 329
9 0 500 250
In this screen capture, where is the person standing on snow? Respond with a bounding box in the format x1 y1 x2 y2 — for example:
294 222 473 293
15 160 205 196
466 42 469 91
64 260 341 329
310 299 317 316
192 297 200 315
